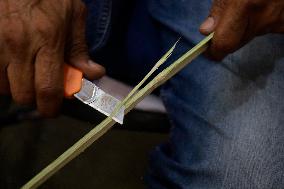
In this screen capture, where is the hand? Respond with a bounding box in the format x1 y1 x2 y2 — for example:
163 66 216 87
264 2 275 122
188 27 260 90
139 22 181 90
0 0 105 117
199 0 284 60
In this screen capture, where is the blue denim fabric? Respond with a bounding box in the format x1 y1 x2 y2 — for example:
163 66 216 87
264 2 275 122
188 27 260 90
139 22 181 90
82 0 112 54
85 0 284 188
146 1 284 189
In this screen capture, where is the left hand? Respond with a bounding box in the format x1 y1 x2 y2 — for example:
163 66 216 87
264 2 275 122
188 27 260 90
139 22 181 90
0 0 105 117
199 0 284 60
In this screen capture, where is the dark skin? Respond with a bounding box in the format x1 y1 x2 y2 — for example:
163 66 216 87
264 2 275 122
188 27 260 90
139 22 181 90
0 0 105 117
200 0 284 60
0 0 283 117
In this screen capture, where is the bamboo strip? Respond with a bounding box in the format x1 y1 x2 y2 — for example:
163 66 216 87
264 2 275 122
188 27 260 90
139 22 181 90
22 33 213 189
109 40 178 120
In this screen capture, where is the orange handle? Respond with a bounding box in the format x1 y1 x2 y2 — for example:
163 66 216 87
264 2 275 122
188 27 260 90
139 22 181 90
64 64 83 98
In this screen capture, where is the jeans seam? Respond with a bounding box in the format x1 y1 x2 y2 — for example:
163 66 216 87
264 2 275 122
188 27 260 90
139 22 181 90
93 0 112 51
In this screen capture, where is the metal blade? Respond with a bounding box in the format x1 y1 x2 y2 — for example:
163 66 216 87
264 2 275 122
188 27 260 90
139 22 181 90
74 79 125 124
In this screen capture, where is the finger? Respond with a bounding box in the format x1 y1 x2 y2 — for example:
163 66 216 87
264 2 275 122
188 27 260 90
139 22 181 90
0 33 9 96
7 58 35 105
0 62 10 95
0 59 10 109
71 59 106 80
209 1 249 60
200 0 227 35
67 1 105 80
2 18 35 103
200 17 216 35
0 39 10 94
35 46 64 117
269 7 284 33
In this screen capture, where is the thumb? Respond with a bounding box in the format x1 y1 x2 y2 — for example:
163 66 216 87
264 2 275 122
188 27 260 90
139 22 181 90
68 0 105 80
199 0 227 35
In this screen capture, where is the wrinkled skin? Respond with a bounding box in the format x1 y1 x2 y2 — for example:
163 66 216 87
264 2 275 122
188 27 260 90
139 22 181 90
200 0 284 60
0 0 105 117
1 0 283 117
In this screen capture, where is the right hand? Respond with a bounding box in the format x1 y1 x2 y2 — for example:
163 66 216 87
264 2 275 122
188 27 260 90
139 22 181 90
0 0 105 117
200 0 284 60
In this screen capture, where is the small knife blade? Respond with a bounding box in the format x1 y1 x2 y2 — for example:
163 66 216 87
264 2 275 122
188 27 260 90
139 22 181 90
64 64 125 124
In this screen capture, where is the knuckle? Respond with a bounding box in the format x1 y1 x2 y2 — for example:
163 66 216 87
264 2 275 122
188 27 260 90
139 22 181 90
35 19 58 41
3 28 26 49
31 6 65 41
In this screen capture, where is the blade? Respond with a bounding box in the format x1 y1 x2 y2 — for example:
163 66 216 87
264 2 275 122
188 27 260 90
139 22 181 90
74 79 125 124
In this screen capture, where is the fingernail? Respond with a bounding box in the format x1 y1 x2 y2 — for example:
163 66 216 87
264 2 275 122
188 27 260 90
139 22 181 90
87 60 102 69
200 17 215 33
88 60 104 69
88 60 96 66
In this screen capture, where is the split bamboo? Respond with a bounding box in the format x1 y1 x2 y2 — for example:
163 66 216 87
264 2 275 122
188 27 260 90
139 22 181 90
22 33 213 189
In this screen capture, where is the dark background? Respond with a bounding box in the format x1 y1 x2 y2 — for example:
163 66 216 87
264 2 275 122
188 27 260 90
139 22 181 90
0 109 169 189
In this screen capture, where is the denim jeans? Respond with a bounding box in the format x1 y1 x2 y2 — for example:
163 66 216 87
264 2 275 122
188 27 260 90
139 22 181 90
84 0 284 188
